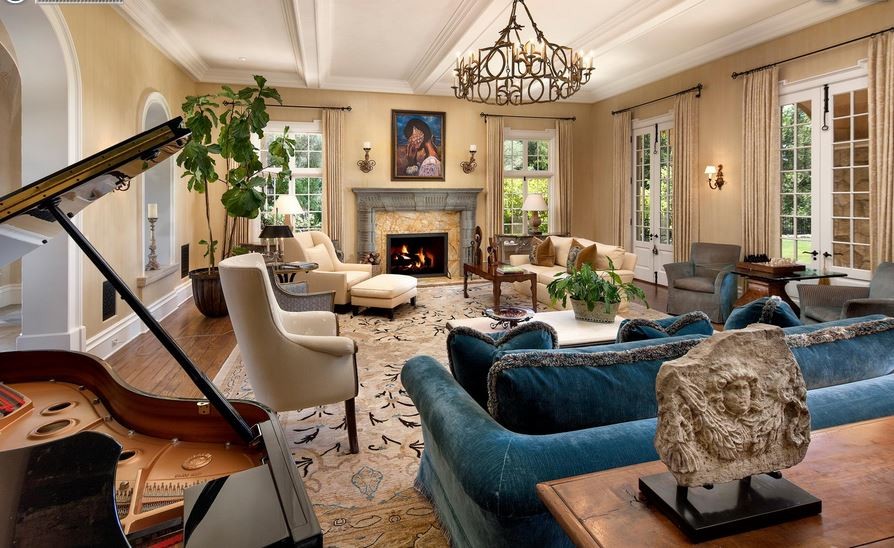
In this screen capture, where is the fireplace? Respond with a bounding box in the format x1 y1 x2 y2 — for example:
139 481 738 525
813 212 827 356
387 233 448 277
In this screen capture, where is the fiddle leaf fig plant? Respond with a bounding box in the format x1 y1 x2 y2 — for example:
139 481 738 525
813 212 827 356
178 75 296 271
547 259 648 313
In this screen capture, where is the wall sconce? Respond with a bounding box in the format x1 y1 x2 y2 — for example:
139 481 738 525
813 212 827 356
357 141 376 173
705 164 725 190
461 144 478 174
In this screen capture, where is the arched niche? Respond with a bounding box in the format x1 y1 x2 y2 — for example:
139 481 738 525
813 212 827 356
0 38 22 316
140 93 175 270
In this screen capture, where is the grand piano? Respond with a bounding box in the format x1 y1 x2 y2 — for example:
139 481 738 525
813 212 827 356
0 119 322 547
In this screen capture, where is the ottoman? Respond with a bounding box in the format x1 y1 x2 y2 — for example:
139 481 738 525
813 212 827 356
350 274 417 319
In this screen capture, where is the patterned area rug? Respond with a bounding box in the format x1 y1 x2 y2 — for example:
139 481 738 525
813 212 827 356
213 282 665 547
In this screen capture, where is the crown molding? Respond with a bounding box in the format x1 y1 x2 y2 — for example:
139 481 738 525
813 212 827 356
587 0 874 102
322 75 414 95
114 0 208 80
202 68 305 89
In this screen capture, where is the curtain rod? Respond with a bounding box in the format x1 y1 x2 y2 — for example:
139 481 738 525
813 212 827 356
731 26 894 79
480 113 576 121
224 101 351 111
610 84 702 116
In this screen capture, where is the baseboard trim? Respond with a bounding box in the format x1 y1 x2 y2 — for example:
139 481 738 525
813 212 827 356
0 284 22 308
16 325 86 352
86 280 192 359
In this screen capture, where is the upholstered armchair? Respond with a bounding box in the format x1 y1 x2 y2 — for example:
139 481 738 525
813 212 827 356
797 262 894 324
265 266 335 312
282 231 372 305
219 253 359 453
664 242 741 323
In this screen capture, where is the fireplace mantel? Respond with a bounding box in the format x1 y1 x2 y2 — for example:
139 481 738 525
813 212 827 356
352 188 481 262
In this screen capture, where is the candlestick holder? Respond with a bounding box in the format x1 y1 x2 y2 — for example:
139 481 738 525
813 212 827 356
146 217 160 271
460 149 478 174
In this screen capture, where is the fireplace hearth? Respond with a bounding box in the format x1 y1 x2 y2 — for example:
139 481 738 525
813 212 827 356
387 233 448 277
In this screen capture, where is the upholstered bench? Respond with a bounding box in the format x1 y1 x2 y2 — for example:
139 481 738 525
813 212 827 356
350 274 417 319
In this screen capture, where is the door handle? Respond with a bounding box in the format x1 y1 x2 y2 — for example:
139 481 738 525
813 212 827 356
822 251 832 258
802 250 819 259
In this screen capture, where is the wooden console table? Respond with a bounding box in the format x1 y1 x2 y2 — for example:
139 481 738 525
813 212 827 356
537 416 894 547
732 268 847 315
463 262 537 310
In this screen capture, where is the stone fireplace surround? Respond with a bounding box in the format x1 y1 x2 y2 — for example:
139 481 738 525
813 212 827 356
352 188 482 272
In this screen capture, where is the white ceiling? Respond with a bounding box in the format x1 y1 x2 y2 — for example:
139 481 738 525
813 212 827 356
117 0 881 102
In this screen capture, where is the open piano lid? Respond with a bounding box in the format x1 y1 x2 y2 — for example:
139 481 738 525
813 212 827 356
0 117 190 267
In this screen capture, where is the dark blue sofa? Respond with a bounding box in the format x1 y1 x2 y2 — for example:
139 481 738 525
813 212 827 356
402 315 894 547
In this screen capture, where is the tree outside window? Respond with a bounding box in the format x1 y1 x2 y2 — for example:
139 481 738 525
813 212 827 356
260 124 324 232
502 131 554 235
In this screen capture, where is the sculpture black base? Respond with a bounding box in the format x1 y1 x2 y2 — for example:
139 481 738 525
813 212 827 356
638 472 821 542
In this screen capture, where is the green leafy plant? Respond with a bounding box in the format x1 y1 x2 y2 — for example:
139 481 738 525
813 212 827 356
178 75 297 271
547 259 648 312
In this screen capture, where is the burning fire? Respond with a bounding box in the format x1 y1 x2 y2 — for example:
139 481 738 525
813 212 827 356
393 244 435 271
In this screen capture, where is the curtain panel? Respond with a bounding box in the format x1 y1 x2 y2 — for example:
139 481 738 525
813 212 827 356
553 119 574 234
322 109 344 244
869 32 894 266
741 67 781 257
485 117 504 239
611 111 632 249
672 91 700 261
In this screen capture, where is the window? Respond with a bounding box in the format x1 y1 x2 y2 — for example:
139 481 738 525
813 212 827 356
260 121 324 232
631 117 674 285
779 68 870 279
502 130 554 235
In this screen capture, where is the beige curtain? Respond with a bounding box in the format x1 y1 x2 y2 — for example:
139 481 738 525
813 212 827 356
553 119 574 234
322 109 344 243
672 92 699 261
611 111 632 248
741 67 780 257
869 32 894 266
485 116 504 238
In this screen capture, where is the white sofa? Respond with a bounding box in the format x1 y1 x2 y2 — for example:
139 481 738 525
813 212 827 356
282 231 372 305
507 235 637 310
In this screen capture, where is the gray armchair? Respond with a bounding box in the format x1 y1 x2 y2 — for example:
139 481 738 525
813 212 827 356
796 262 894 324
266 265 336 312
664 242 741 323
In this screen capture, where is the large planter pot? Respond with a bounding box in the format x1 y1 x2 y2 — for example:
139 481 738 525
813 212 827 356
189 268 228 317
570 298 619 323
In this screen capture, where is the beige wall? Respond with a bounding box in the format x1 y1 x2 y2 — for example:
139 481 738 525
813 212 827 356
587 1 894 249
60 7 199 338
195 83 595 261
0 37 21 290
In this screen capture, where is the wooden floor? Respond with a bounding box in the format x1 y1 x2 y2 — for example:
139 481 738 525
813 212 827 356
107 281 670 398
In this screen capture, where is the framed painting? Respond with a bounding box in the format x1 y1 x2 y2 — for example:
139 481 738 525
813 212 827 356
391 110 446 181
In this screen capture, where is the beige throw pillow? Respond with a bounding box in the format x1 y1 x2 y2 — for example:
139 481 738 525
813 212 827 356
529 237 556 266
304 243 334 271
594 244 627 270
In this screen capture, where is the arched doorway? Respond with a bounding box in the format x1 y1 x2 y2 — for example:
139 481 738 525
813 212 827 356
0 5 84 351
140 93 175 271
0 33 21 350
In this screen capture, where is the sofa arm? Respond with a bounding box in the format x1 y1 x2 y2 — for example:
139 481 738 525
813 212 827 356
797 284 869 310
279 310 338 337
402 355 659 517
663 261 693 285
509 254 530 267
713 265 735 292
843 298 894 319
293 334 357 357
336 262 373 274
302 270 349 294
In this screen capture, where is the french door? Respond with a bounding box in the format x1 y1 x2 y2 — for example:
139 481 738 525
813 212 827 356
632 119 674 286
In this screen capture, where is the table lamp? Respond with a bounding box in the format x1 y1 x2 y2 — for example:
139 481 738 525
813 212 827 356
521 193 548 234
274 194 304 228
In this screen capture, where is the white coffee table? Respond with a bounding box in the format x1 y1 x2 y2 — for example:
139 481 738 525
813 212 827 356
446 310 623 348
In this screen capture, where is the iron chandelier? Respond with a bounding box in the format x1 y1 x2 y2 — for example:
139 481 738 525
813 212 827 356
452 0 594 105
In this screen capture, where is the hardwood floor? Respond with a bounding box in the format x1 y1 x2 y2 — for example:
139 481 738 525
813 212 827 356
106 283 671 398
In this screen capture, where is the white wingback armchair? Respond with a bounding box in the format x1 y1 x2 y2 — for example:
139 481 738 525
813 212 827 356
218 253 359 453
282 231 372 305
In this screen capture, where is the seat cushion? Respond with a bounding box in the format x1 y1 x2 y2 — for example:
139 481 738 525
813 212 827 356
803 304 842 323
616 311 714 343
724 296 802 330
343 270 372 288
520 263 566 286
304 243 334 271
673 276 715 293
351 273 416 298
446 322 558 409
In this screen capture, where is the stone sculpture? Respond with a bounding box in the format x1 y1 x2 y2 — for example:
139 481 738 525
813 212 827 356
654 324 811 486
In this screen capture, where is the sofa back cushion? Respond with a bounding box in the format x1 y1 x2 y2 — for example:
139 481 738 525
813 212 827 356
446 322 558 409
616 312 714 343
304 243 334 271
529 237 555 267
784 315 894 389
488 335 707 434
724 296 802 330
594 243 627 270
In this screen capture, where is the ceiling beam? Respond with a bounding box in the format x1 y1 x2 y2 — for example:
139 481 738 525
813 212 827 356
314 0 333 90
280 0 309 87
291 0 322 88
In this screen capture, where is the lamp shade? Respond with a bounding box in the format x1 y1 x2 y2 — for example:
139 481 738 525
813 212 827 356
274 194 304 215
704 165 717 175
521 193 548 212
259 225 293 239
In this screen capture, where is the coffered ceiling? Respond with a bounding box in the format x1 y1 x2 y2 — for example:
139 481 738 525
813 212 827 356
116 0 880 102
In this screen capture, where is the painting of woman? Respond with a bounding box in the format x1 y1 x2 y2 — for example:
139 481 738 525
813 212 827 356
392 110 445 180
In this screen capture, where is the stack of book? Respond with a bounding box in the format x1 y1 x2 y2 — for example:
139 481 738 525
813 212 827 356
496 265 525 275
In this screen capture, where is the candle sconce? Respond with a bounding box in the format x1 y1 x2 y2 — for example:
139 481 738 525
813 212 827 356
461 145 478 174
357 142 376 173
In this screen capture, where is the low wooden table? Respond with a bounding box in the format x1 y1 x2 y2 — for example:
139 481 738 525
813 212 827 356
537 416 894 547
732 268 847 315
463 262 537 311
447 310 624 347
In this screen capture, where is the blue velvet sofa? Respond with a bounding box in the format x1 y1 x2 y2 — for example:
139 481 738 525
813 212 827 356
402 315 894 547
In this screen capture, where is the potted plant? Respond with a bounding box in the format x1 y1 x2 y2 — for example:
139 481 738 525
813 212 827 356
547 259 648 322
178 75 296 317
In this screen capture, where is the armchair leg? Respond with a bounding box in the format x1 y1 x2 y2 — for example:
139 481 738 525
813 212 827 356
345 398 359 454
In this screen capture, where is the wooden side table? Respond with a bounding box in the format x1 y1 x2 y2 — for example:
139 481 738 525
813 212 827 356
463 262 537 310
537 417 894 547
